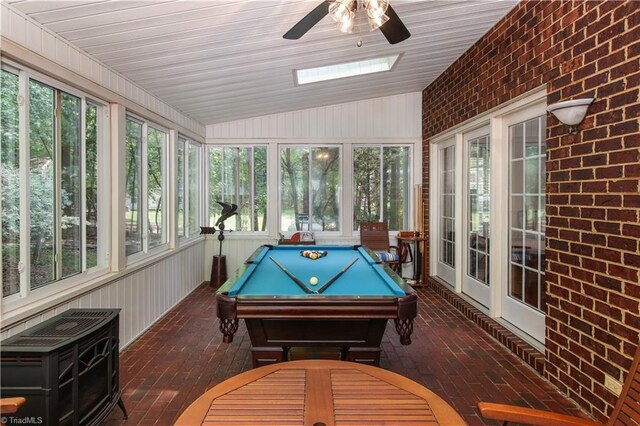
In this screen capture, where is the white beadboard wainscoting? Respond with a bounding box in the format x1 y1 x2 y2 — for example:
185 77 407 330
1 242 205 349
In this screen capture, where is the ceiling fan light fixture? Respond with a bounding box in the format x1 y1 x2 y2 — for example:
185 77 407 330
367 13 389 31
329 0 355 23
364 0 389 19
337 11 356 33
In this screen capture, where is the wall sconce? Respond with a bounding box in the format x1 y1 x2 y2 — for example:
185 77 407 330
546 98 595 134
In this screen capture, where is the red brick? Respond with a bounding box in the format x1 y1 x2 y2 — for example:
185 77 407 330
608 179 639 192
608 235 638 252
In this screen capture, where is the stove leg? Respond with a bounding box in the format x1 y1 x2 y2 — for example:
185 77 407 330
117 396 128 419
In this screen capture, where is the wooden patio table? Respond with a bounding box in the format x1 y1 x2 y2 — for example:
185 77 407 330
175 359 466 426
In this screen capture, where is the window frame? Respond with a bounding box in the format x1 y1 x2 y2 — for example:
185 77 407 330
278 144 343 234
124 112 169 263
207 144 269 234
351 143 413 232
176 135 202 241
1 60 110 305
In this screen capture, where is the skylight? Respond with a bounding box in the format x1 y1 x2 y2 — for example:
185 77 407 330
294 54 401 85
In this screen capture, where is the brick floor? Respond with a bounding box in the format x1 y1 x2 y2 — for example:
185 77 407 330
104 284 589 425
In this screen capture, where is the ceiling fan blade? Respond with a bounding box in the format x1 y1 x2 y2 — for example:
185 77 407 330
283 1 331 40
379 4 411 44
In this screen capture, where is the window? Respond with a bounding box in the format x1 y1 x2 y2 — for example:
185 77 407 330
177 136 201 239
1 66 106 299
352 146 410 231
208 146 267 231
280 146 340 232
124 115 167 257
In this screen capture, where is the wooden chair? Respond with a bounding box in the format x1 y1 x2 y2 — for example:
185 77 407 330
0 398 26 425
477 343 640 425
359 221 403 273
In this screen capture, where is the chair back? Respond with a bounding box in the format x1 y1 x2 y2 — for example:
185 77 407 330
359 222 391 252
608 343 640 425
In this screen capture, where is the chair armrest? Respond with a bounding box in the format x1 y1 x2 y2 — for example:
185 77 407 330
477 402 602 426
0 397 26 414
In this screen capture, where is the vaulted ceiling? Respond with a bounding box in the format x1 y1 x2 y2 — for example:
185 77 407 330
7 0 518 125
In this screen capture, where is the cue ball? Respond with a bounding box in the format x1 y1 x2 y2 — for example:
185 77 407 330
309 277 318 285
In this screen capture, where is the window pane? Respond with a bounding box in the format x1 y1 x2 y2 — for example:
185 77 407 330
85 103 98 269
209 148 221 227
188 143 199 235
60 92 82 279
1 69 20 296
125 118 142 255
254 147 267 232
237 148 251 230
147 126 166 248
281 148 310 231
177 138 185 238
353 147 381 230
29 80 55 289
311 147 340 231
209 146 266 232
382 147 409 231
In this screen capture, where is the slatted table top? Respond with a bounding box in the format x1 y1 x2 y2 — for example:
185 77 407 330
175 360 466 426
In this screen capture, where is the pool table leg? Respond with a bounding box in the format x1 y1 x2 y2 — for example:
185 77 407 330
252 347 287 367
219 318 239 343
345 347 381 366
394 318 414 345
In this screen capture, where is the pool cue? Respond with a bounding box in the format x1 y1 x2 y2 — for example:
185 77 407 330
316 257 359 294
269 257 313 294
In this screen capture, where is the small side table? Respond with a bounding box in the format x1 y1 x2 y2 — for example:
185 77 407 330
397 231 426 286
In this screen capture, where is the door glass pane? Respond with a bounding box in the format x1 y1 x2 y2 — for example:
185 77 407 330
440 145 455 267
60 92 82 279
85 103 98 269
467 135 490 285
147 126 166 248
125 118 142 255
1 69 20 296
29 80 55 289
509 116 546 311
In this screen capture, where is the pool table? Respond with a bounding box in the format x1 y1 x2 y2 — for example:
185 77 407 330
216 244 417 367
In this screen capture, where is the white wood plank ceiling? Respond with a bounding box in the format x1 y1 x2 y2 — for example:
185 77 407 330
7 0 518 125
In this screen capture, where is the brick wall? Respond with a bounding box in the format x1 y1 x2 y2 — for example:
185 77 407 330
422 0 639 420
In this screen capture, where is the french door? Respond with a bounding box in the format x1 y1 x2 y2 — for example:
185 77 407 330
501 112 546 343
462 127 490 307
435 141 456 284
431 92 547 345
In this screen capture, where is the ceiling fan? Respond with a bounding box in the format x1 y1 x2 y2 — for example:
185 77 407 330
283 0 411 45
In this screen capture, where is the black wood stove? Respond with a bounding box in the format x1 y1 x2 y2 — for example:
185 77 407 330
0 309 127 425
